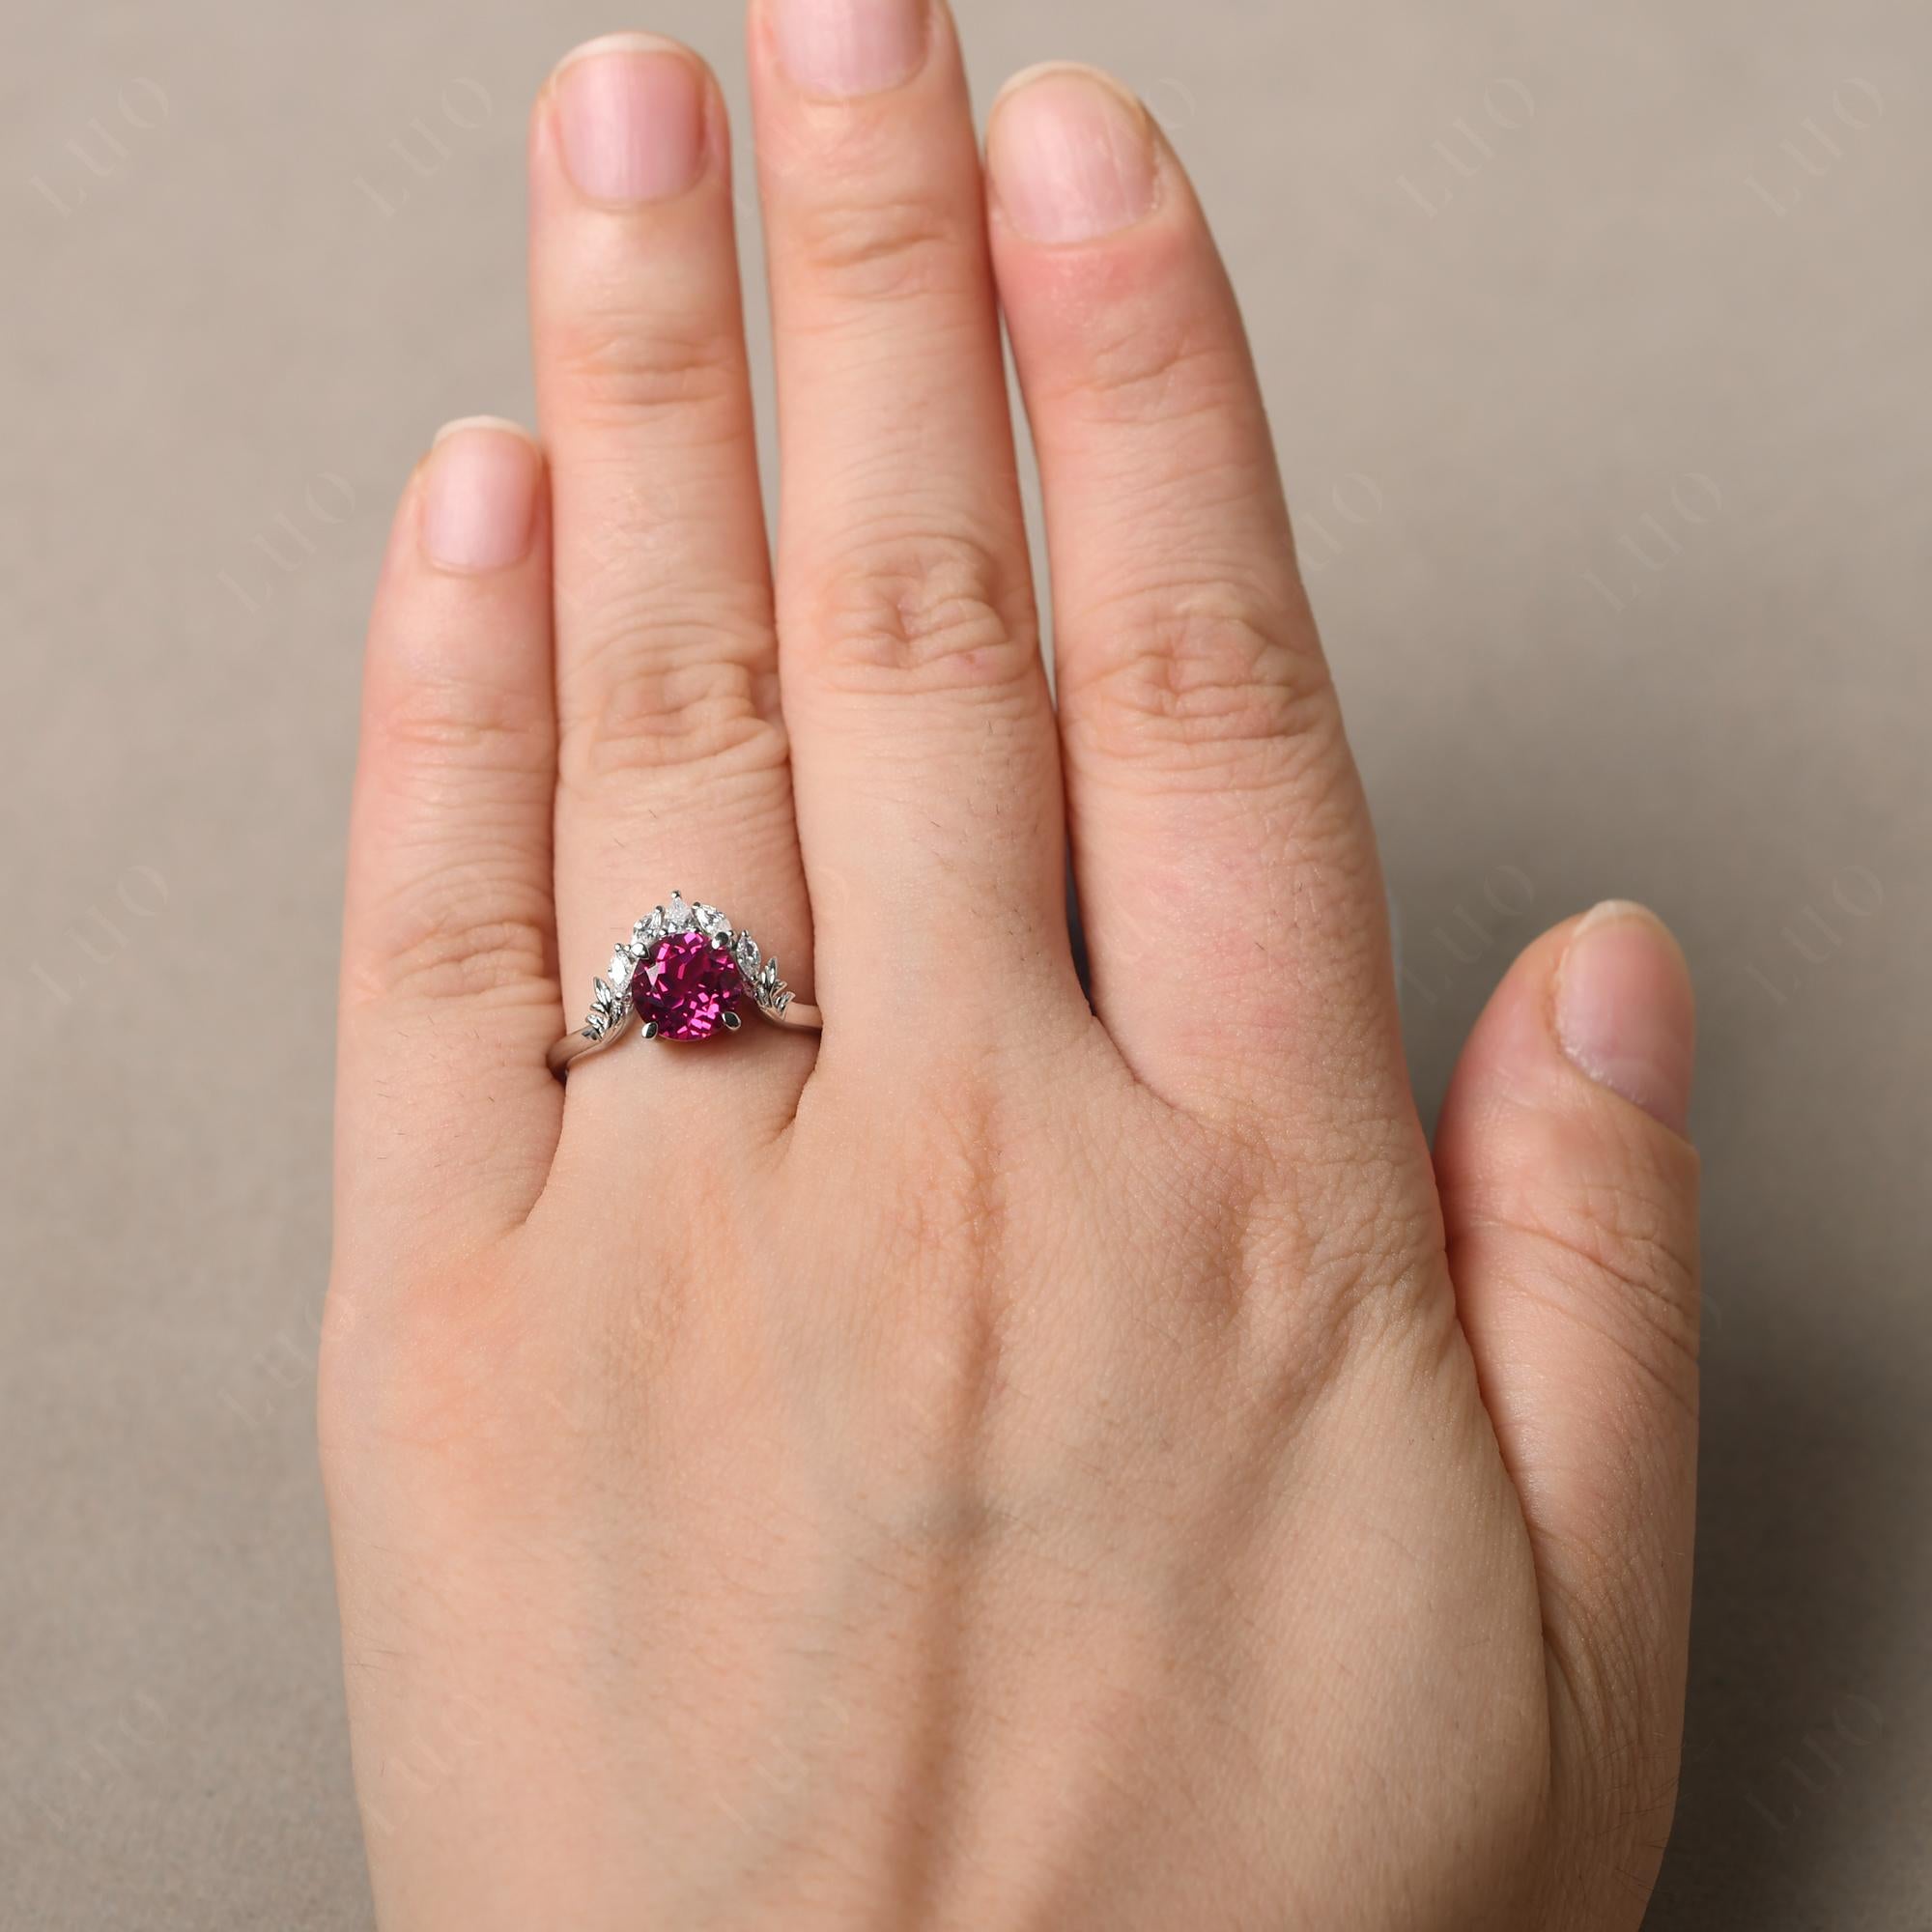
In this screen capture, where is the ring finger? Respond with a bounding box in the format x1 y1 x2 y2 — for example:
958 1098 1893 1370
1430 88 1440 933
532 34 813 1125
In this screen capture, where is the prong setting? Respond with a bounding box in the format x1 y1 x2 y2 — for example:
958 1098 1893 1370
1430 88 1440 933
570 892 801 1045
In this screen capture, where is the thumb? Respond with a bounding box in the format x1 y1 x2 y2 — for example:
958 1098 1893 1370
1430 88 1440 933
1435 902 1700 1784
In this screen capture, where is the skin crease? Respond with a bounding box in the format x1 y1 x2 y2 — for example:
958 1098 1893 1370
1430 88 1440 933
325 6 1701 1928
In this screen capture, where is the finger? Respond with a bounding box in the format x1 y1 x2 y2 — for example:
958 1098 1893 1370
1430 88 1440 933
1435 903 1699 1791
986 68 1402 1122
750 0 1073 1049
530 36 811 1113
337 421 561 1269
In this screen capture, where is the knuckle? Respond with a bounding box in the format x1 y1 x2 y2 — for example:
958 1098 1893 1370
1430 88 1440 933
1555 1190 1700 1387
351 672 556 1009
1244 1146 1441 1377
351 876 555 1009
1565 1178 1696 1361
890 1108 1008 1319
1045 301 1248 427
785 1078 1014 1532
561 603 787 783
799 528 1039 699
1455 1116 1702 1391
1064 584 1329 763
789 186 970 305
1132 1110 1436 1408
547 308 747 427
370 663 553 776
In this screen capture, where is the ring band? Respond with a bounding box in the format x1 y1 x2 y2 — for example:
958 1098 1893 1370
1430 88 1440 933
547 892 821 1079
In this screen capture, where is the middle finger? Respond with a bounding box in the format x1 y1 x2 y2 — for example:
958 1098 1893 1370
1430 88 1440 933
750 0 1076 1057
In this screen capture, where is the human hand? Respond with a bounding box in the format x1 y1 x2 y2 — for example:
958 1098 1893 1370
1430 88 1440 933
325 5 1699 1926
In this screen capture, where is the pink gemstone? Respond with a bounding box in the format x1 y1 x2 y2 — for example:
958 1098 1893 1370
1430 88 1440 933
631 931 741 1041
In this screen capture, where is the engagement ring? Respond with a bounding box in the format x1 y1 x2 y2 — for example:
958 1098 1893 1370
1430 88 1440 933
547 892 821 1078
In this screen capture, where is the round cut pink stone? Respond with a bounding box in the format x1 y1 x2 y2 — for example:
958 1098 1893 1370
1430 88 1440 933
631 931 741 1041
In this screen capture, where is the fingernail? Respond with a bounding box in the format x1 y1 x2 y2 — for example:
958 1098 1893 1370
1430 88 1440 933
421 420 540 572
770 0 929 98
988 65 1158 244
1555 902 1696 1135
553 37 709 203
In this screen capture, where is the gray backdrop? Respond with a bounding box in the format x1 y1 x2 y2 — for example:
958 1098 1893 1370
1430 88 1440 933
3 1 1926 1925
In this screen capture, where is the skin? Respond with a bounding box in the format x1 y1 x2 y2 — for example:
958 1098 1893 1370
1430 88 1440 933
325 6 1701 1927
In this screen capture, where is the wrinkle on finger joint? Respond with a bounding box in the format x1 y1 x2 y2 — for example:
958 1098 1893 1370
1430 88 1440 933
795 532 1041 699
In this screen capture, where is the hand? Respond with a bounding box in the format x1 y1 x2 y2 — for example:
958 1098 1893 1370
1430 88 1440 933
324 5 1700 1926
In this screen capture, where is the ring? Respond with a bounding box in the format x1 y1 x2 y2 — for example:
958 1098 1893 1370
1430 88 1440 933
547 892 821 1079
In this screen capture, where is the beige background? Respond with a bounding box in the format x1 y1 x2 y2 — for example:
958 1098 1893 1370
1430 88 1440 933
4 0 1927 1925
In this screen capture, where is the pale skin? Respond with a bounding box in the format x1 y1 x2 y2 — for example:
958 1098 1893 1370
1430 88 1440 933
326 5 1701 1927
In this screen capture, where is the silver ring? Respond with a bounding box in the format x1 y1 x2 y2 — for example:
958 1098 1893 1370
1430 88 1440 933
548 892 821 1079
